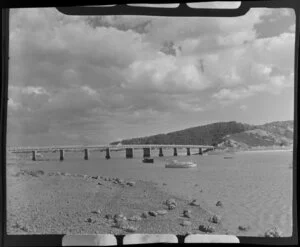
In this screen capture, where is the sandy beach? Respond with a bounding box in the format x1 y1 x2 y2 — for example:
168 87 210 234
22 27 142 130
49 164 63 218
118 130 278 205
6 161 228 235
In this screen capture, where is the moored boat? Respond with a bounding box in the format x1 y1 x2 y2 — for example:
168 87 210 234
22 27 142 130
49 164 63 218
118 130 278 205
165 160 197 168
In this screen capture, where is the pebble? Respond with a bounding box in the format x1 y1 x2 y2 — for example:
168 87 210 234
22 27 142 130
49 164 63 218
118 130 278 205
168 204 176 210
209 215 222 224
199 224 215 233
127 181 136 186
216 201 223 207
156 210 168 215
128 215 142 221
264 227 282 237
190 199 200 206
183 209 192 218
181 220 192 226
148 211 158 216
238 225 250 231
166 198 177 206
123 225 138 233
141 212 148 218
105 214 113 220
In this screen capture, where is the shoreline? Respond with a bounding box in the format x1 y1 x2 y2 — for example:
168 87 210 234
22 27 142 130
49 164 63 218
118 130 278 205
6 163 228 235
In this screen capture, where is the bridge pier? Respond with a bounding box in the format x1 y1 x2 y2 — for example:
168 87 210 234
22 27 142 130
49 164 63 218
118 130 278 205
126 148 133 158
173 148 177 156
143 148 151 158
105 148 111 159
186 148 191 156
159 147 164 157
84 148 89 160
32 150 36 161
199 148 203 155
60 149 64 161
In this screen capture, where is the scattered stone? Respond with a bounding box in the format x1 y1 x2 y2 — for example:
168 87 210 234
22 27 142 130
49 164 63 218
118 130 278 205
123 225 138 233
199 224 215 233
209 215 222 224
156 210 168 215
127 181 136 186
190 199 200 206
238 225 250 231
181 220 192 226
141 212 148 218
92 209 101 214
216 201 223 207
183 209 192 218
128 215 142 221
148 211 158 217
105 214 113 220
168 204 176 210
114 213 127 222
166 198 177 206
264 227 282 237
86 217 93 223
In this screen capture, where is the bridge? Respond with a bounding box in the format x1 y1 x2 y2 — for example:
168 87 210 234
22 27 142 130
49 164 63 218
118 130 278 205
7 144 214 161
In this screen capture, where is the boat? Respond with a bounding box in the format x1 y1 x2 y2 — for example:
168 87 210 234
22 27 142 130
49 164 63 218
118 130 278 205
143 158 154 163
165 160 197 168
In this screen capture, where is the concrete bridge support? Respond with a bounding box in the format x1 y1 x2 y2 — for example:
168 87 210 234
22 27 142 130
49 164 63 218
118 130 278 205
126 148 133 158
173 148 177 156
199 148 203 155
105 148 111 159
60 149 64 161
143 148 151 158
159 147 164 157
186 148 191 156
84 148 89 160
32 150 36 161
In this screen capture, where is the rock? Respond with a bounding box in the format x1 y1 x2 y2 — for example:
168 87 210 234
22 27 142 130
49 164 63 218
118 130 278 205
92 209 101 214
200 189 203 192
238 225 250 231
123 225 138 233
166 198 177 206
98 182 103 185
264 227 282 237
183 209 192 218
209 215 221 224
190 199 200 206
86 217 93 223
216 201 223 207
181 220 192 226
91 176 98 179
141 212 148 218
194 184 198 187
105 214 113 220
199 224 215 233
128 215 142 221
168 204 176 210
148 211 158 216
156 210 168 215
127 181 136 186
114 213 127 222
163 183 167 186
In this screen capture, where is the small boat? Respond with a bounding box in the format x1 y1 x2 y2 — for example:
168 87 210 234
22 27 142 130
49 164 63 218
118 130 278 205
165 160 197 168
143 158 154 163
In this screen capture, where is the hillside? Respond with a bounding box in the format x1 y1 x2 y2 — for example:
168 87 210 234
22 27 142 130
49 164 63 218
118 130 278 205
110 120 293 149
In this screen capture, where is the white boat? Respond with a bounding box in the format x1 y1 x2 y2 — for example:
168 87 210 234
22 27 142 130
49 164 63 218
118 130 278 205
165 160 197 168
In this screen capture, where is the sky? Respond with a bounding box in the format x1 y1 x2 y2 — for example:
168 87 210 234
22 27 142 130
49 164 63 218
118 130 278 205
7 3 295 146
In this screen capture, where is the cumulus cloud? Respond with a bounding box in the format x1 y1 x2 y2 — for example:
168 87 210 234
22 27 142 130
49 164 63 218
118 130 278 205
7 7 295 145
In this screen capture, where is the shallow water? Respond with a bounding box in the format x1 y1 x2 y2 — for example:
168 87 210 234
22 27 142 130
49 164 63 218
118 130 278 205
10 149 293 236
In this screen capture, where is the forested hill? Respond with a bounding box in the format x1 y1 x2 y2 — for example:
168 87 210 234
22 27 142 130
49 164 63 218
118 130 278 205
110 120 294 148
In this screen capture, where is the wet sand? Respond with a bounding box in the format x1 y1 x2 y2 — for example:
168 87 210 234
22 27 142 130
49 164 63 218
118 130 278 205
6 162 228 235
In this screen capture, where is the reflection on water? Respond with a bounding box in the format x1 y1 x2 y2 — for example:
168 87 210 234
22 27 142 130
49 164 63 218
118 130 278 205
11 149 293 236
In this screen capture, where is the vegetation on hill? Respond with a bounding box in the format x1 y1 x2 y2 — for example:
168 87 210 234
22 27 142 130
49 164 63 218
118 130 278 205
110 120 293 149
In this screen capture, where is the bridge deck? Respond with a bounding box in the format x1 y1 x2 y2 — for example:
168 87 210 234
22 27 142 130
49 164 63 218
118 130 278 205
7 144 214 153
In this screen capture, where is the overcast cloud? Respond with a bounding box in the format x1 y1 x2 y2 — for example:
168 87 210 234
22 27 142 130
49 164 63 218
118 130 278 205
7 7 295 146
